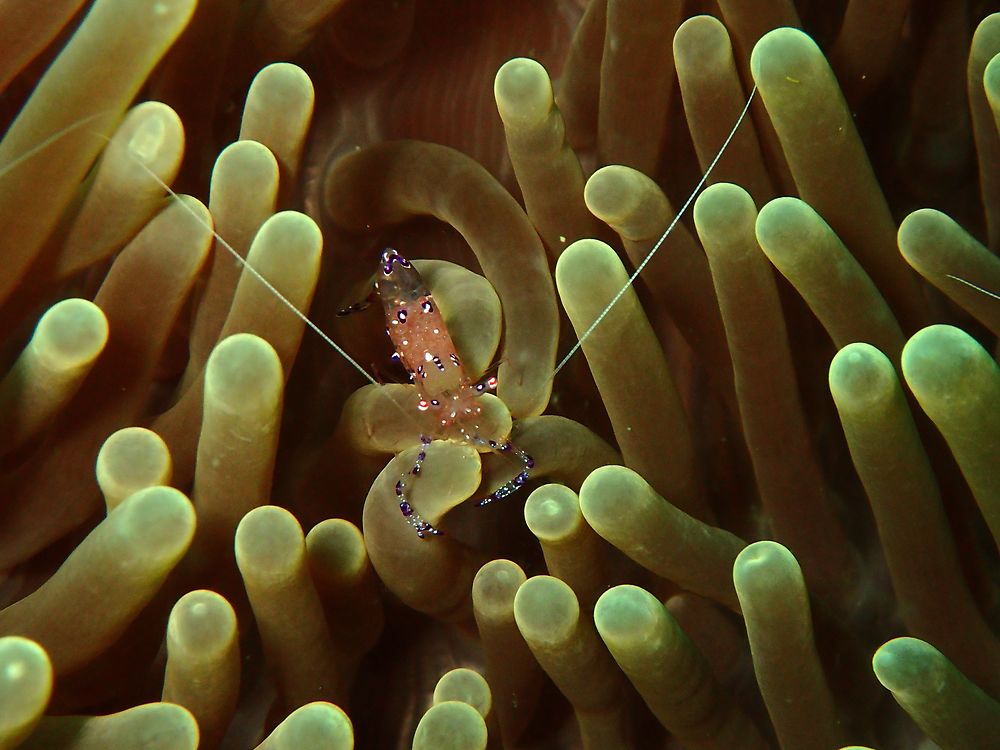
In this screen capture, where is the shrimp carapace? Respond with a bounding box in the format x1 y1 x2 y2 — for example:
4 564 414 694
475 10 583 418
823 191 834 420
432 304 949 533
377 248 469 399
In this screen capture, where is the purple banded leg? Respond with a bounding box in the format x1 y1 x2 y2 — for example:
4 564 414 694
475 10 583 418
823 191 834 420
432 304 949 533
395 435 442 538
472 437 535 507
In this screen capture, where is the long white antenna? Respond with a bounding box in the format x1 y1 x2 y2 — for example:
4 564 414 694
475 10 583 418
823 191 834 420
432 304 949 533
945 273 1000 301
61 84 759 392
552 85 759 377
0 111 113 177
2 118 377 383
128 158 378 386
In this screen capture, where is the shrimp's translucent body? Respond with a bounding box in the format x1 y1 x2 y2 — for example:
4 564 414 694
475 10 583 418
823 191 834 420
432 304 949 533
376 248 533 538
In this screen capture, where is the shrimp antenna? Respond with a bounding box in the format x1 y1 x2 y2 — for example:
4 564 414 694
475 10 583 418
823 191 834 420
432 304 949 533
123 150 378 386
0 110 115 179
945 273 1000 301
3 116 375 386
552 85 759 378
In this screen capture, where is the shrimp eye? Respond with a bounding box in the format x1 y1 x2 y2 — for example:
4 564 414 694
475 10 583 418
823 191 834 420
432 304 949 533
397 309 408 323
381 248 410 274
430 399 440 406
417 399 429 411
421 299 433 313
475 383 485 393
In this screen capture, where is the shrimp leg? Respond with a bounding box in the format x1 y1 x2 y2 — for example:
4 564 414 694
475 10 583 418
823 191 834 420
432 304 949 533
471 437 534 507
394 435 443 538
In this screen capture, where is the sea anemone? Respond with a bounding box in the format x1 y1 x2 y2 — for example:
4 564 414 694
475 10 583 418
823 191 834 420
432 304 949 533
0 1 997 748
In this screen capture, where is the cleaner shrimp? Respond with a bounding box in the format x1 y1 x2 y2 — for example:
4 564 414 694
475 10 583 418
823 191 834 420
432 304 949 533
0 84 756 539
349 248 535 538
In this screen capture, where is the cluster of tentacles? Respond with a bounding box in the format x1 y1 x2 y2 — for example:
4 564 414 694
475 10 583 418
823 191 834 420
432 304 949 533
0 1 997 749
